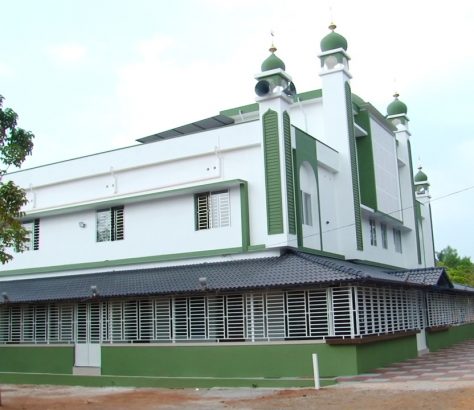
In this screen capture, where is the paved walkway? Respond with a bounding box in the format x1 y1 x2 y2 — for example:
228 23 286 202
337 339 474 383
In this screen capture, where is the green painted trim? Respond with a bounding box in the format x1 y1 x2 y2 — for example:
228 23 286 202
345 82 363 251
283 111 296 235
298 246 345 260
293 127 323 250
247 244 266 251
354 109 377 210
407 141 422 265
293 150 303 247
349 259 404 270
0 247 245 277
219 103 259 117
262 109 284 235
23 179 248 219
240 182 250 250
296 89 322 102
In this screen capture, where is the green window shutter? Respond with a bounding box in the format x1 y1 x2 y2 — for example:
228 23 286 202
263 109 283 235
355 110 377 210
283 111 296 234
345 82 363 251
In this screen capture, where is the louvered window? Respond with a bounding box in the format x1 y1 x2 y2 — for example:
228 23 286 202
369 219 377 246
301 191 313 226
23 219 40 251
96 206 124 242
195 190 230 230
393 228 402 253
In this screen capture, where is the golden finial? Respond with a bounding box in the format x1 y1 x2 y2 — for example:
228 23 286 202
329 22 337 31
393 92 400 99
269 30 277 53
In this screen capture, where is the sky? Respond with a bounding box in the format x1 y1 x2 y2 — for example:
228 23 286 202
1 0 473 258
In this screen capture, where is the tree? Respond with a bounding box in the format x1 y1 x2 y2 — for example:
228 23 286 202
437 246 474 287
0 95 34 264
0 95 34 406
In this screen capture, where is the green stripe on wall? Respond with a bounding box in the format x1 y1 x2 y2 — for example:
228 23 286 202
355 110 377 210
345 82 363 251
262 109 283 235
283 111 296 234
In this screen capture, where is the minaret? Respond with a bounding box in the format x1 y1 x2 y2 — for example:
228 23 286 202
318 24 363 255
414 166 435 267
386 94 425 266
255 41 297 247
414 166 430 201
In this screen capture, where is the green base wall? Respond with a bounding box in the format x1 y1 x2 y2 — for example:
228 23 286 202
0 345 74 374
102 343 358 380
355 336 418 374
427 323 474 352
0 335 421 388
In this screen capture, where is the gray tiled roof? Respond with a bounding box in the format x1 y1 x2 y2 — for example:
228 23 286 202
389 267 450 286
0 250 463 304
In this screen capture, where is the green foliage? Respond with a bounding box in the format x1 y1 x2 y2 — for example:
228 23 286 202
0 94 34 264
437 246 474 287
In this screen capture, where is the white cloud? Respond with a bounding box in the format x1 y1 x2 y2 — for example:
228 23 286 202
48 44 87 64
114 34 257 143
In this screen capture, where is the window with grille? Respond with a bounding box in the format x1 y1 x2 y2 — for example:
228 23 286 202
393 228 402 253
195 190 230 230
2 288 473 345
23 219 40 251
96 206 124 242
381 223 388 249
369 219 377 246
301 191 313 226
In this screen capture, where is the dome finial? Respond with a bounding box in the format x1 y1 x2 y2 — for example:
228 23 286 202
387 92 408 116
269 30 277 53
320 23 348 52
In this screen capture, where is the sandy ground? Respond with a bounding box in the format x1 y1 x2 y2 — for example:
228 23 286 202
1 382 474 410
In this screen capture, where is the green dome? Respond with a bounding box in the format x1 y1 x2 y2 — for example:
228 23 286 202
261 49 286 72
320 24 348 52
351 93 366 107
414 167 428 183
387 93 408 116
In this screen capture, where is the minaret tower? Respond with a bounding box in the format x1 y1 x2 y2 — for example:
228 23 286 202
255 40 297 247
386 93 430 266
318 24 363 255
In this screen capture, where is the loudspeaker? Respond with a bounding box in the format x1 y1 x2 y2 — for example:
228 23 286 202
284 81 297 97
255 80 270 96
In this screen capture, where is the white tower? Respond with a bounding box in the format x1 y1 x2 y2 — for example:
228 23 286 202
255 43 298 247
319 24 363 256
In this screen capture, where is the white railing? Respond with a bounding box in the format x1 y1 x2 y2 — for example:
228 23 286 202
1 286 473 344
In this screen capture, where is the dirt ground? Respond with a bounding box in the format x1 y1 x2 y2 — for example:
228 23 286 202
1 382 474 410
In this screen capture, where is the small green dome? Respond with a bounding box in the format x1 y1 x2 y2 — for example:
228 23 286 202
387 93 408 116
351 93 366 107
320 23 348 52
414 167 428 183
261 47 286 72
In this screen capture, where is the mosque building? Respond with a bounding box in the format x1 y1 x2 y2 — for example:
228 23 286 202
1 24 473 387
